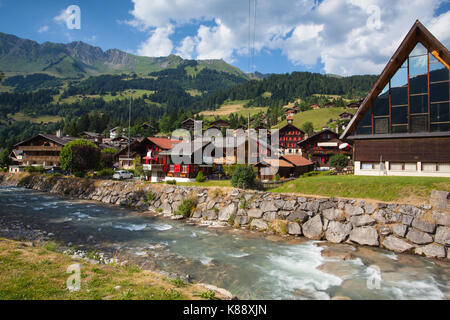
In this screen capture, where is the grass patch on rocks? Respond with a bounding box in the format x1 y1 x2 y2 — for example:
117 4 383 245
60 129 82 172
0 238 212 300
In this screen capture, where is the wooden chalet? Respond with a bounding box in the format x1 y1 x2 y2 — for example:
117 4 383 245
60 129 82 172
209 119 231 129
341 21 450 177
298 129 352 169
181 118 196 131
277 116 305 155
11 131 76 169
346 100 363 109
256 155 313 181
339 112 353 121
116 137 180 181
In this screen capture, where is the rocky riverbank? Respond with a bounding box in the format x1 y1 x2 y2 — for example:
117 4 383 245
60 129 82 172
2 173 449 260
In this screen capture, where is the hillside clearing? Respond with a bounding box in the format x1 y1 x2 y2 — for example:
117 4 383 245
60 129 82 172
7 113 62 124
199 100 267 120
273 107 356 130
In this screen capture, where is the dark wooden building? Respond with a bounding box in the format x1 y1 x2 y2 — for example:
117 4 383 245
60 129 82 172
278 116 305 155
11 132 76 169
209 119 231 129
341 21 450 177
181 118 196 131
298 129 352 169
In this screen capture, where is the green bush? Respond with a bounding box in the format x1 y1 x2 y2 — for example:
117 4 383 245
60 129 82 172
96 168 114 177
60 139 101 173
329 154 350 171
134 166 144 177
25 166 45 174
231 165 257 190
167 180 177 185
274 174 281 181
74 171 85 178
144 191 155 203
195 171 206 183
175 197 197 218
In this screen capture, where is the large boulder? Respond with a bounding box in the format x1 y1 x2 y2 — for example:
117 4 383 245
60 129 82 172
263 212 278 222
162 201 172 215
218 203 237 222
432 211 450 226
345 204 364 216
325 221 352 243
349 215 376 227
406 229 433 245
322 208 344 221
235 216 250 226
260 201 278 213
250 219 268 230
414 244 446 258
287 210 308 223
392 224 408 238
430 190 450 210
283 200 297 211
411 219 436 233
435 226 450 245
302 215 323 240
349 226 379 246
382 236 414 253
247 208 263 219
287 222 302 235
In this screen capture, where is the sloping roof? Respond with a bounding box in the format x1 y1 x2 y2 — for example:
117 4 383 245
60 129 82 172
14 133 76 147
298 129 339 146
341 20 450 139
259 158 294 168
147 137 180 150
281 155 313 167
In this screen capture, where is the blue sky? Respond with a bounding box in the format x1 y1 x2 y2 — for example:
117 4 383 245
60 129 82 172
0 0 449 75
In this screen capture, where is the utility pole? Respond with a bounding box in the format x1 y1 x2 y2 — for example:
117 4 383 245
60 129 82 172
128 95 131 162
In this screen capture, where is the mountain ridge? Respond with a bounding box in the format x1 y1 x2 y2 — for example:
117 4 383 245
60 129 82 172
0 32 247 78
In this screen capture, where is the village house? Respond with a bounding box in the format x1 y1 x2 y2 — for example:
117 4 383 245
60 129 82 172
181 118 196 131
80 132 104 145
346 100 363 109
277 116 305 155
310 104 321 110
339 112 353 121
256 155 314 181
9 130 76 171
341 21 450 177
208 119 231 129
298 129 352 170
116 137 180 181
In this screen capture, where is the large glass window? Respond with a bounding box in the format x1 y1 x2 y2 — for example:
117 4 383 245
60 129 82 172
430 82 449 102
355 42 450 136
410 94 428 114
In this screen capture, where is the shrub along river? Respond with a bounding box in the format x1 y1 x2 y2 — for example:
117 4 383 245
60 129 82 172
0 186 449 300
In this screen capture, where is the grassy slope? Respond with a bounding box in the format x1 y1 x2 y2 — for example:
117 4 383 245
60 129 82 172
199 100 267 121
177 180 232 188
0 238 213 300
270 175 450 204
7 112 63 124
273 107 356 130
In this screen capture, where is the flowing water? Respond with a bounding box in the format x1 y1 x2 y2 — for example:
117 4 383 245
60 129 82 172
0 186 449 300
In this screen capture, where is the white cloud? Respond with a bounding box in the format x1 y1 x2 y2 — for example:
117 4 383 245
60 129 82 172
38 26 49 33
54 8 71 25
137 25 174 57
128 0 450 75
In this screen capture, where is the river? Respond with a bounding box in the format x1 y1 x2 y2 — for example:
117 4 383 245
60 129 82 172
0 186 449 300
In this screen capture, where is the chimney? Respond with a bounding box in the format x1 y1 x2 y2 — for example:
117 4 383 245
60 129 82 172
56 129 63 138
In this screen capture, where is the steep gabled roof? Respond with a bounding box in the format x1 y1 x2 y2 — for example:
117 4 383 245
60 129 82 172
147 137 180 150
298 129 340 146
341 20 450 139
281 155 313 167
14 133 76 147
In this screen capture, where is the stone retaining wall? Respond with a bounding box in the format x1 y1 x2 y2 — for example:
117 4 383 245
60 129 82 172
3 173 449 260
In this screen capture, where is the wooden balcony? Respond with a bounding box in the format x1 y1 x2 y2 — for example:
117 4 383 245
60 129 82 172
18 146 62 151
22 156 60 162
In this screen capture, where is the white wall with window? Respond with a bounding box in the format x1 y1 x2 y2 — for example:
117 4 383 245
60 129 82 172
354 161 450 177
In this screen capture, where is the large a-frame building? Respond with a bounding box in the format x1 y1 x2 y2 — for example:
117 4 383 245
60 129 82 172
341 21 450 177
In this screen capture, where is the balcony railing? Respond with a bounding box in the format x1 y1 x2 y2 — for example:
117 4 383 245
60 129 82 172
22 156 60 162
18 146 62 151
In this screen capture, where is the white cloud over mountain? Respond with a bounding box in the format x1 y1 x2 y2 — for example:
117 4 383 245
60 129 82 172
128 0 449 75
